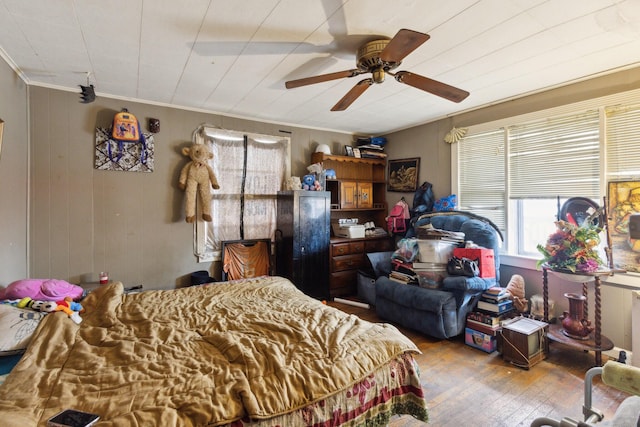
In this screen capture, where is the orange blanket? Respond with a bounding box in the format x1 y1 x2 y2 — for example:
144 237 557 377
0 277 420 426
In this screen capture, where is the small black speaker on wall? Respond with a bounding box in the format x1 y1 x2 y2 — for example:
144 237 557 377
629 214 640 239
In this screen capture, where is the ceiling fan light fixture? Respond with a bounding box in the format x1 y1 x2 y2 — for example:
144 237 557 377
372 67 385 84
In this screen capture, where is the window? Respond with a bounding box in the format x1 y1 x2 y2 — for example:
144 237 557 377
457 129 505 232
455 92 640 259
194 127 290 262
606 105 640 180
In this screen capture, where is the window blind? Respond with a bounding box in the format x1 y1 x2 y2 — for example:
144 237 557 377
458 129 506 230
605 104 640 180
508 110 600 199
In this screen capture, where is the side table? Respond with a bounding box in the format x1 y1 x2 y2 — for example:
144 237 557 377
78 281 104 298
78 282 142 299
542 266 613 366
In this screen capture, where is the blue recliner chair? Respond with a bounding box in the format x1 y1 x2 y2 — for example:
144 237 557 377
372 212 502 339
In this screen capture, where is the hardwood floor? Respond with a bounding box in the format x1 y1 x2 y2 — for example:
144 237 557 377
328 301 629 427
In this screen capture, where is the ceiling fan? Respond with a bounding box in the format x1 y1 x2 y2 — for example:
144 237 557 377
285 29 470 111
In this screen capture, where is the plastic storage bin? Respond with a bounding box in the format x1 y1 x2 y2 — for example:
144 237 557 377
417 240 458 264
415 264 448 289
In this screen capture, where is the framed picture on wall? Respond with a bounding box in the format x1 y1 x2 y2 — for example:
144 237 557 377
607 180 640 273
387 158 420 192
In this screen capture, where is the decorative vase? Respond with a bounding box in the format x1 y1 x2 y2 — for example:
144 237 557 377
560 293 594 340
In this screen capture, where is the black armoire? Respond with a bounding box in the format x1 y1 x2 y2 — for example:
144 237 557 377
276 191 330 300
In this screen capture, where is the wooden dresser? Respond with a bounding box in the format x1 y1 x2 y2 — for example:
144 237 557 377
309 152 392 298
330 235 394 297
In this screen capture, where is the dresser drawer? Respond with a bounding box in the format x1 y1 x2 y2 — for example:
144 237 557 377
331 254 366 272
331 241 365 256
350 241 365 253
332 242 351 256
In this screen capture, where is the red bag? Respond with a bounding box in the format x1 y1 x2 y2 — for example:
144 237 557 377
387 199 410 235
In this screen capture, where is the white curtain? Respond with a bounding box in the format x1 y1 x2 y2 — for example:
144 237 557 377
194 127 290 262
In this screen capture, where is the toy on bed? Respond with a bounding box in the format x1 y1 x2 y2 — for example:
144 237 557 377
55 297 84 324
14 296 83 324
178 143 220 223
16 297 57 313
0 279 83 302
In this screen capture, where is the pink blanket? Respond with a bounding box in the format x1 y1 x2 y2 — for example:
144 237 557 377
0 279 83 301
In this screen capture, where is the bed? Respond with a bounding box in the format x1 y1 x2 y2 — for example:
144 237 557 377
0 276 428 426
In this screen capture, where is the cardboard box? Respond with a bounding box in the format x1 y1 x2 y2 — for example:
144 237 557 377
465 327 497 353
453 248 495 278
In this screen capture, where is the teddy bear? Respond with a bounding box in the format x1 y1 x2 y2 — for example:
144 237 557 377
179 143 220 223
285 176 302 190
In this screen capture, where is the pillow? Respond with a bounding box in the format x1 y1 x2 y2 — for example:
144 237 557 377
0 304 47 356
434 194 457 211
0 278 83 301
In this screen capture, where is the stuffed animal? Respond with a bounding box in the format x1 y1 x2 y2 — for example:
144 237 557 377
56 297 84 324
324 169 336 180
303 163 325 191
302 174 316 190
16 297 57 313
506 274 528 313
178 143 220 223
285 176 302 190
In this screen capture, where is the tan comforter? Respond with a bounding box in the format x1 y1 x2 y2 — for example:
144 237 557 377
0 277 419 426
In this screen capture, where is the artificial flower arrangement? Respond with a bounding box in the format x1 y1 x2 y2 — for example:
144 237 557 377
537 220 605 273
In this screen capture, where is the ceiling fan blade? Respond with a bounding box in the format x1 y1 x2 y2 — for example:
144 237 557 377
379 29 430 63
394 71 469 103
285 69 362 89
331 78 374 111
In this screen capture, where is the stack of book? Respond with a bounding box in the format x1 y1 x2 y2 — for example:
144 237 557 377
388 270 417 285
415 224 465 244
476 287 514 316
355 137 387 159
357 144 387 159
465 287 515 353
466 311 503 335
